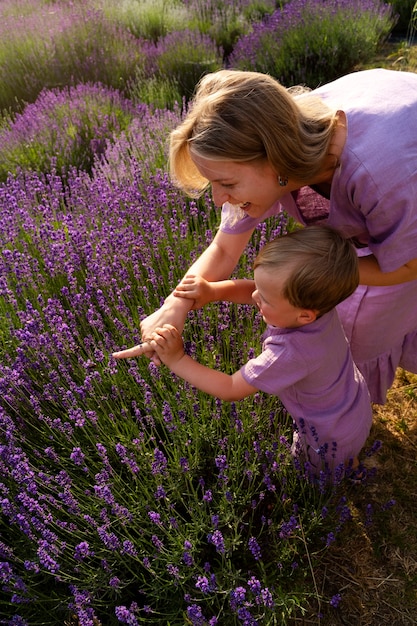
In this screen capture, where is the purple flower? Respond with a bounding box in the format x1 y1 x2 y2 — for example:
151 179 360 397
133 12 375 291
121 540 138 557
186 604 206 626
151 448 168 475
97 527 120 551
230 586 247 611
260 587 274 609
211 515 219 529
279 515 299 539
247 576 261 595
330 593 342 608
148 510 162 526
154 485 166 500
208 530 225 554
115 605 139 625
215 455 228 471
182 550 193 567
74 541 93 561
248 536 262 561
151 535 164 552
70 447 85 466
167 564 180 579
180 457 189 472
326 532 336 547
203 489 213 502
195 575 210 594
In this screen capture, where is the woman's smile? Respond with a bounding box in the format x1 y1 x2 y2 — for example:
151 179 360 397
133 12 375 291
190 153 286 216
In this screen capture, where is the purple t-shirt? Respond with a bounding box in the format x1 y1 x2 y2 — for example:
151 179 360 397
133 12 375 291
220 69 417 273
240 310 372 455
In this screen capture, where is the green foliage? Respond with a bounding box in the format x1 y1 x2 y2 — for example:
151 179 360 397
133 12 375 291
0 84 135 181
281 7 394 86
231 1 395 87
128 70 184 110
100 0 189 42
0 1 148 114
406 0 417 43
389 0 416 31
154 30 223 100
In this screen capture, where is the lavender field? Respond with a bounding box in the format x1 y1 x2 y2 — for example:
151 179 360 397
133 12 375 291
0 102 358 625
0 0 403 624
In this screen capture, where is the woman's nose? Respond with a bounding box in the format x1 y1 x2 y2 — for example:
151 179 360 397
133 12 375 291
211 184 230 207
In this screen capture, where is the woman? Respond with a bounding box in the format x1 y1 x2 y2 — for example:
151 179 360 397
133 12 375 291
114 68 417 404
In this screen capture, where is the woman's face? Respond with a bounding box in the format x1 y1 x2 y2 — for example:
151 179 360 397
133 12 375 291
191 154 287 219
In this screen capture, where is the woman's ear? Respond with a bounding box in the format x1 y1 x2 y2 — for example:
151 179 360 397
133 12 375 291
297 309 319 325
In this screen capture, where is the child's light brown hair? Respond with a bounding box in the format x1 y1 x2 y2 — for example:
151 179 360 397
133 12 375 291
254 225 359 316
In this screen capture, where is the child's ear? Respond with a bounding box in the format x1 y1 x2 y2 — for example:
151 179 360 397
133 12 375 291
297 309 318 325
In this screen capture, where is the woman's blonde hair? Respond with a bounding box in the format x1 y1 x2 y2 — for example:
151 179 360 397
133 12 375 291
254 225 359 316
169 69 337 197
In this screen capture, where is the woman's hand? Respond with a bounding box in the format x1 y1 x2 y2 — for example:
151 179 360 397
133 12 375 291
140 293 192 339
112 295 192 363
112 341 153 360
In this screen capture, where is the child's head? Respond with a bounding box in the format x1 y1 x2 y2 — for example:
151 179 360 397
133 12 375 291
253 225 359 320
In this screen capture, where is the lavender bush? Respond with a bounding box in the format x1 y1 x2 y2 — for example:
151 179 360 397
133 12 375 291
0 0 151 113
0 84 136 181
101 0 190 43
151 29 223 100
229 0 395 86
183 0 275 60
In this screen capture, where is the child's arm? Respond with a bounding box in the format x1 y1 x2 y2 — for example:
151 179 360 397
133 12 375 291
173 275 255 309
150 324 258 401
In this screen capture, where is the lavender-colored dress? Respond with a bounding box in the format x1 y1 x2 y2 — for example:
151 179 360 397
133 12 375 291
220 69 417 404
240 310 372 470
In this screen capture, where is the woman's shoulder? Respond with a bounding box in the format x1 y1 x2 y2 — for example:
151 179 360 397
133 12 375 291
314 69 417 113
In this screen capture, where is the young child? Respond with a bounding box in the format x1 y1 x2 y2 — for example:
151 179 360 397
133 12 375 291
114 226 373 478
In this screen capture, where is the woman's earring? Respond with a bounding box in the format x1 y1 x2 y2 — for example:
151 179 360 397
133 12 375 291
279 175 288 187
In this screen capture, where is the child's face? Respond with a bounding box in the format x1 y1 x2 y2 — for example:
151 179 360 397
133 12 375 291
252 266 311 328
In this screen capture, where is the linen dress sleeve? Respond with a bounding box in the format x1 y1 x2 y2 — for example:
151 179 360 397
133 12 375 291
330 151 417 273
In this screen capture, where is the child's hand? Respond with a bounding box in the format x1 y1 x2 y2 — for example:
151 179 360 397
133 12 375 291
173 274 215 309
150 324 185 367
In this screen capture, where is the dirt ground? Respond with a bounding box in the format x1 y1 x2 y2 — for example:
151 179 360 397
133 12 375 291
296 369 417 626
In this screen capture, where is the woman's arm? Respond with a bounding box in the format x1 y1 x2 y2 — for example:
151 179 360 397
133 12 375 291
142 228 254 335
359 255 417 286
150 324 258 401
113 228 255 360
